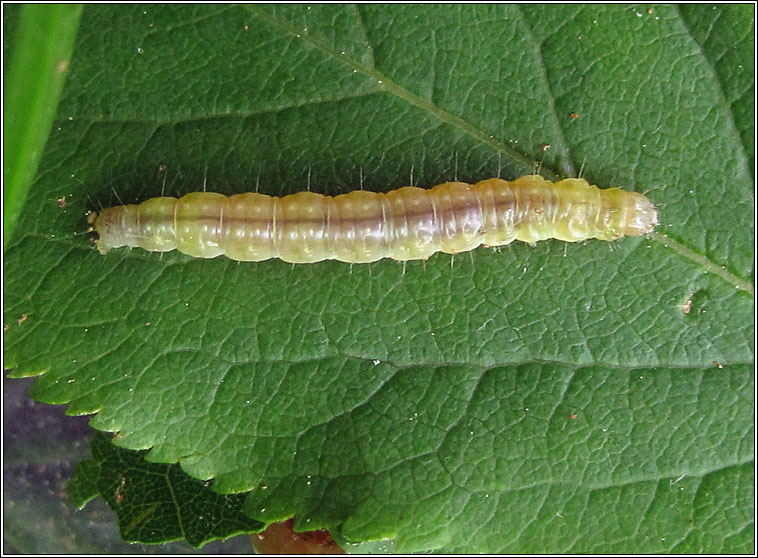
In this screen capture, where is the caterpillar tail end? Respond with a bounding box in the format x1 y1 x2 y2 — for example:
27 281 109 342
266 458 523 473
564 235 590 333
622 191 659 236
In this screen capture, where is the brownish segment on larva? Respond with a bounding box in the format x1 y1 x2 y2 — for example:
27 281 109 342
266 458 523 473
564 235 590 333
90 175 658 263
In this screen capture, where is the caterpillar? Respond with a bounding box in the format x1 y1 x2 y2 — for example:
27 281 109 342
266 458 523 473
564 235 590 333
88 175 658 264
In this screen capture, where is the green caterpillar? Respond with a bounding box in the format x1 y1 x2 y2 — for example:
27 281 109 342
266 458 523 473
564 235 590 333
89 174 658 263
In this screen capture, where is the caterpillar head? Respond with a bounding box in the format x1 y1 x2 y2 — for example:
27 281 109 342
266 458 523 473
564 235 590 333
87 205 138 254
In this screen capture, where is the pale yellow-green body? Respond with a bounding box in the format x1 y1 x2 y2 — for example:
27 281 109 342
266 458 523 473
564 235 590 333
91 175 657 263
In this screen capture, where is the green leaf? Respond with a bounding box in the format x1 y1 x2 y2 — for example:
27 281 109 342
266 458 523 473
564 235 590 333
69 432 263 547
68 459 100 508
3 5 754 553
3 4 82 248
679 4 755 174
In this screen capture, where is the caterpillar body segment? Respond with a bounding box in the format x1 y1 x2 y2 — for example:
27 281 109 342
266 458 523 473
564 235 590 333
90 175 658 263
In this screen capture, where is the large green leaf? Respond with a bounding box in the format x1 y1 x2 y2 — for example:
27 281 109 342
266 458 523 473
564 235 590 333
4 4 753 553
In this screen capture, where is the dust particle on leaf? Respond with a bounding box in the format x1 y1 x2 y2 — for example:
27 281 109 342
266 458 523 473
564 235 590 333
114 475 126 504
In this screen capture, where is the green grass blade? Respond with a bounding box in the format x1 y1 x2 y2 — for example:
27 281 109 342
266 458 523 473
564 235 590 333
3 4 83 248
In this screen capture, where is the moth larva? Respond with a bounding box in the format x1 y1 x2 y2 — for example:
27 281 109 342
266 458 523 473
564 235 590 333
89 175 658 263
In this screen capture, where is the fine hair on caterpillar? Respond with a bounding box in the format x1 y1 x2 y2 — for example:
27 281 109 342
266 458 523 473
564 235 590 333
87 174 658 264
